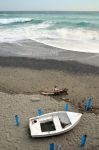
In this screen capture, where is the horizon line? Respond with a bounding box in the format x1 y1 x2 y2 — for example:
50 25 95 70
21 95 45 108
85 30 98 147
0 10 99 12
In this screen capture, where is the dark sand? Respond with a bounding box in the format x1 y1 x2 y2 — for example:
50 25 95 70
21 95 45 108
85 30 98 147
0 56 99 105
0 41 99 150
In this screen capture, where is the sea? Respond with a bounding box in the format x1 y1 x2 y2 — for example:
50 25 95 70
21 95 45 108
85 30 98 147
0 11 99 55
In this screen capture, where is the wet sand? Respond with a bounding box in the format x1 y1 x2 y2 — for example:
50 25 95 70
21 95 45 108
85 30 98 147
0 40 99 67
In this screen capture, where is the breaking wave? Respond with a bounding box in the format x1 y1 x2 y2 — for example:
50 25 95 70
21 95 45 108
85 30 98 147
0 18 43 25
0 25 99 53
0 11 99 53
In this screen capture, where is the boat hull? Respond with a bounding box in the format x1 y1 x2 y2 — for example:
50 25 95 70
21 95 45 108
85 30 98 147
29 111 82 138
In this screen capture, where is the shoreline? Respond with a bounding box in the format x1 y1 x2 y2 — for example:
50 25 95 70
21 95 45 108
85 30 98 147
0 40 99 67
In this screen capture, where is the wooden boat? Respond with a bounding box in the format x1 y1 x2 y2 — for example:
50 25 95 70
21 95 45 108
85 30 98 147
40 88 68 96
29 111 82 138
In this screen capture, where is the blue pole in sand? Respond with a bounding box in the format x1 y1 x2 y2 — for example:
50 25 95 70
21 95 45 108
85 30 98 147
15 115 20 126
65 103 69 111
81 134 87 147
85 97 92 110
50 143 54 150
37 109 43 116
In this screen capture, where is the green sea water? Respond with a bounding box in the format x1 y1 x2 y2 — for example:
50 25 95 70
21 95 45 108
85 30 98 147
0 11 99 53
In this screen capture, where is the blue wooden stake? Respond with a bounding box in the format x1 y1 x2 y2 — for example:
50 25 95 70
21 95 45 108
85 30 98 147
65 103 69 111
37 109 43 116
81 134 87 147
15 115 20 126
50 143 54 150
85 97 92 110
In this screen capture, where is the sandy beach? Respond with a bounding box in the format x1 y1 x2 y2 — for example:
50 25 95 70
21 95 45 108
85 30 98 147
0 41 99 150
0 92 99 150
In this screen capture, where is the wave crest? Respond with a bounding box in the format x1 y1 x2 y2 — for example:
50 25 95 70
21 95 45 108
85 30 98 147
0 23 99 53
77 21 93 27
0 18 43 25
55 20 98 29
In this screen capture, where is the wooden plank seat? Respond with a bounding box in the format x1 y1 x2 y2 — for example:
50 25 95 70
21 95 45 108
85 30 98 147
53 115 62 131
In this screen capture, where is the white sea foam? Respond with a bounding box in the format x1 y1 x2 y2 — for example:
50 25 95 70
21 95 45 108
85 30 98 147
0 24 99 53
0 18 33 24
36 22 51 29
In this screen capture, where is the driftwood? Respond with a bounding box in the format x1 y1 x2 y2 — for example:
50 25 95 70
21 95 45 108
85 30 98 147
40 88 68 96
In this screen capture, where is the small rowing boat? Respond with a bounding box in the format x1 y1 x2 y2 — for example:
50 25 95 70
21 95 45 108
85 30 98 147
29 111 82 138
